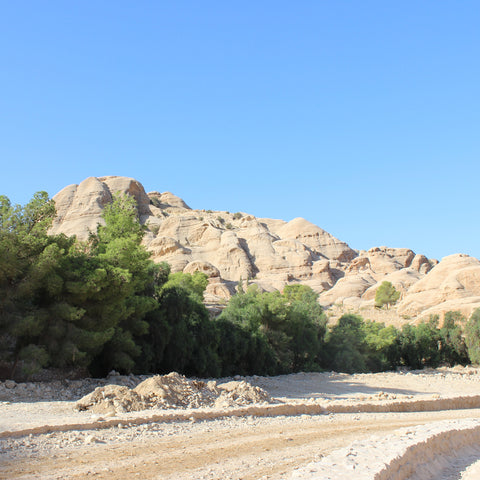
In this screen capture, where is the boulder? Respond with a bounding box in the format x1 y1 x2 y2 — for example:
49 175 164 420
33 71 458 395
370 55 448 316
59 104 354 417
183 261 220 278
148 191 191 211
365 247 415 274
319 273 377 307
275 217 357 262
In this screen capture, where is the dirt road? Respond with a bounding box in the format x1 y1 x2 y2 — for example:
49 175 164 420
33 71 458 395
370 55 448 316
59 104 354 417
2 368 480 479
2 408 480 480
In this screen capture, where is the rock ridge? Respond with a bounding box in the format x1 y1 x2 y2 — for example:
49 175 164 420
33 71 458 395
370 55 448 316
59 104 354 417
50 176 480 323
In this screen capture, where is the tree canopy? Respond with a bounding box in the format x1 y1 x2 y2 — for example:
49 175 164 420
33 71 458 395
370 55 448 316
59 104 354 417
217 284 327 374
375 281 401 309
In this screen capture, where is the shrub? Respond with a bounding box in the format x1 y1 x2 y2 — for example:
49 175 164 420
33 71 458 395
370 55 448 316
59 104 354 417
148 224 160 235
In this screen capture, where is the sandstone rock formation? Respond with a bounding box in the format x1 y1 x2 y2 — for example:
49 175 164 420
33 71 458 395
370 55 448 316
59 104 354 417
50 176 358 303
50 176 480 323
318 246 434 309
397 254 480 321
50 176 152 239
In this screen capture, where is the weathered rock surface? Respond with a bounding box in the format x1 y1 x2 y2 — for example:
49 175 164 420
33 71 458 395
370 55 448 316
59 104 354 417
50 176 358 304
50 176 480 323
397 254 480 321
318 246 432 310
50 176 151 238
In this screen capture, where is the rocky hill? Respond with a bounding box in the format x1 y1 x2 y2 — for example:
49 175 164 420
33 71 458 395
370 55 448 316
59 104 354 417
49 176 480 323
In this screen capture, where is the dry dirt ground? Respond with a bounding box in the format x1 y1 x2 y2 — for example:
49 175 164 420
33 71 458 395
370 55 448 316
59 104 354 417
1 367 480 480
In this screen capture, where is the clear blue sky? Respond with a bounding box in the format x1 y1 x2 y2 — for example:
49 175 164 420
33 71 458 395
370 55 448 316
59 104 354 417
1 1 479 261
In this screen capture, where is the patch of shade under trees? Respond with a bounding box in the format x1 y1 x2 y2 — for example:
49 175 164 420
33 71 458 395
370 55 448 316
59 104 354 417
1 192 480 380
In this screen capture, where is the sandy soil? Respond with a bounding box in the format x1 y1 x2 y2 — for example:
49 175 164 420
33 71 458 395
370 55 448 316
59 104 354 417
1 367 480 480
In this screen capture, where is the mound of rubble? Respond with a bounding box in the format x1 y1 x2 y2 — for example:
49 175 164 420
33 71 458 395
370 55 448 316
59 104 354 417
76 372 272 414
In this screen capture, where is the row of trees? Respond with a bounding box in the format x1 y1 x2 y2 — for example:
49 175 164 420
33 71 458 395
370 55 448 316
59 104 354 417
1 191 480 379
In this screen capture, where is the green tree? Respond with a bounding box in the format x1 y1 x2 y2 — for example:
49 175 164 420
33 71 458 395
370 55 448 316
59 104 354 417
215 285 278 375
136 269 220 377
465 308 480 364
324 315 403 373
88 193 160 375
326 314 368 373
399 318 441 369
215 318 276 376
375 281 400 309
0 193 112 376
1 212 149 376
282 285 327 371
0 192 59 376
162 271 209 303
218 284 326 374
440 311 468 365
363 320 401 371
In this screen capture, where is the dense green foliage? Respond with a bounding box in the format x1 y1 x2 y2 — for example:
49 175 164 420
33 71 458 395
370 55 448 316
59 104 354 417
136 272 221 377
440 311 469 365
465 308 480 364
87 194 162 375
1 190 479 379
325 312 469 373
217 284 327 374
324 315 401 373
375 281 401 309
0 192 164 377
161 271 209 303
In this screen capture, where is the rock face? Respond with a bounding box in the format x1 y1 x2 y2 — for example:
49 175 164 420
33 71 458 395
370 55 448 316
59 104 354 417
50 176 480 323
50 176 152 238
397 254 480 321
50 176 358 303
319 246 432 309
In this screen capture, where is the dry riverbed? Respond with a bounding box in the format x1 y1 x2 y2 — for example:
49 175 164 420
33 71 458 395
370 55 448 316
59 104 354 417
1 366 480 479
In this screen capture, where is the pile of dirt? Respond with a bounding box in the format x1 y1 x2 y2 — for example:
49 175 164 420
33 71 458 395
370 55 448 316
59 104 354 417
215 380 272 408
134 372 220 409
76 385 145 414
76 372 273 414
